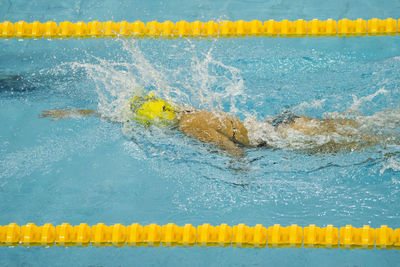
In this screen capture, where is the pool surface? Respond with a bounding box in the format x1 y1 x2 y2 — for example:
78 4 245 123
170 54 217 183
1 0 400 266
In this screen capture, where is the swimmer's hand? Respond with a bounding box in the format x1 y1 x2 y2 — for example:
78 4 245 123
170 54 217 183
40 109 99 120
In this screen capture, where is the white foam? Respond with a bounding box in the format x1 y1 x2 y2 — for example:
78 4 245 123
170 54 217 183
243 116 280 147
347 87 388 114
380 154 400 175
292 99 326 114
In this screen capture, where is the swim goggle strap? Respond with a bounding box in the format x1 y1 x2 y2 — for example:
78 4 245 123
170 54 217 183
129 92 178 126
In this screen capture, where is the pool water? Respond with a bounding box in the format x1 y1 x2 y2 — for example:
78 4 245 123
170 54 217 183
1 0 400 266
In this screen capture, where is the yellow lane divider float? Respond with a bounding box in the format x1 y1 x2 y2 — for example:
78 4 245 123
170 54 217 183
0 18 399 38
0 223 399 248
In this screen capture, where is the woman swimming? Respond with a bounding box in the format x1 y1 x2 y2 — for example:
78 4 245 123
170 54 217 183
41 91 398 157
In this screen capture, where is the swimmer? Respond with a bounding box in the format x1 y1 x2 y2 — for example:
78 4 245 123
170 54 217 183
41 91 398 157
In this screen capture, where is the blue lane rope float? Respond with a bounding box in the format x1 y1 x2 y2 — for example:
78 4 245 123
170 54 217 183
0 18 399 39
0 223 399 249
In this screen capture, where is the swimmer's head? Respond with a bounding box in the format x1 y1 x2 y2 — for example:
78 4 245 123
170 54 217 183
129 91 178 126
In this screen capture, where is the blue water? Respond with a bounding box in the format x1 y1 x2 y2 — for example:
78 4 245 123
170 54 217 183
1 0 400 266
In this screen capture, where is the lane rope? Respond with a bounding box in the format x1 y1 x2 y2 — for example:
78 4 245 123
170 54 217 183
1 223 399 248
0 18 399 39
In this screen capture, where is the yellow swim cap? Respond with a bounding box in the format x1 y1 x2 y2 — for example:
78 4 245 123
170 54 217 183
129 91 178 126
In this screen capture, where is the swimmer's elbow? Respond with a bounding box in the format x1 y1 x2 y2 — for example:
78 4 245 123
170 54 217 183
224 144 245 158
76 109 101 117
215 138 245 158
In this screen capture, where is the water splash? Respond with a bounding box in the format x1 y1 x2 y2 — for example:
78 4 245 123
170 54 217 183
67 39 246 121
64 40 400 159
326 87 389 118
380 151 400 175
183 39 246 114
292 99 326 114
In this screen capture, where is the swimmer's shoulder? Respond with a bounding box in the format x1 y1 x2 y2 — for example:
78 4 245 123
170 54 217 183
178 109 218 120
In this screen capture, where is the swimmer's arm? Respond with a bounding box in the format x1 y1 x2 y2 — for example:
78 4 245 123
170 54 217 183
179 124 244 158
40 109 100 120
